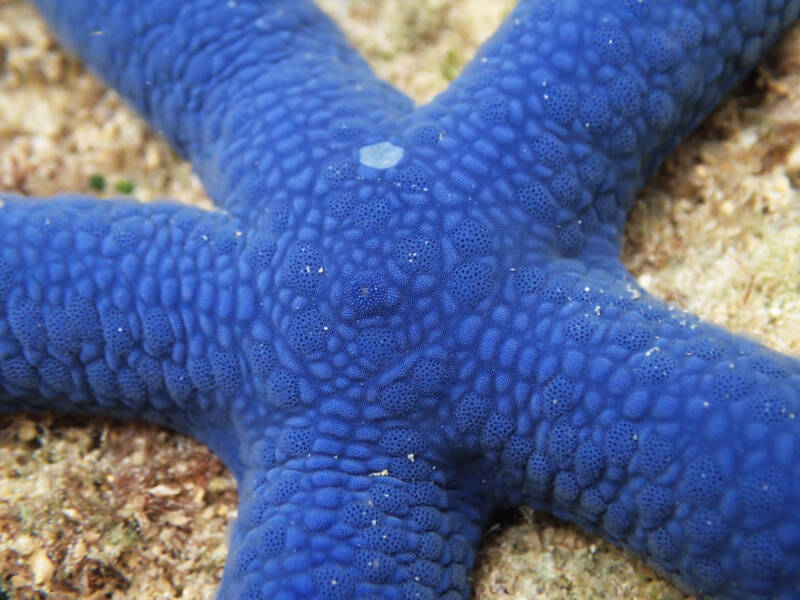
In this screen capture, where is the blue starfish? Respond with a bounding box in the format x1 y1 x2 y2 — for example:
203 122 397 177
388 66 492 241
3 0 800 598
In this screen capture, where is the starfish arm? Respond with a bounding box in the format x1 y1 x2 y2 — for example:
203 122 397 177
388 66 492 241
0 194 244 462
456 263 800 598
218 458 487 600
409 0 800 258
32 0 414 217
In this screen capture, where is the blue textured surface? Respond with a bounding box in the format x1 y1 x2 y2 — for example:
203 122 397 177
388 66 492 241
3 0 800 598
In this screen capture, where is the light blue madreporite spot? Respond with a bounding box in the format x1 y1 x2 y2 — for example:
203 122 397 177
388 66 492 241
3 1 800 599
359 141 405 169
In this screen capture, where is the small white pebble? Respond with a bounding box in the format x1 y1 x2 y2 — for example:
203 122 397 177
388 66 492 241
148 484 181 497
31 549 55 585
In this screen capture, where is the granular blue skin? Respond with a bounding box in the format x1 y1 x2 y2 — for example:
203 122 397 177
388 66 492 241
3 0 800 598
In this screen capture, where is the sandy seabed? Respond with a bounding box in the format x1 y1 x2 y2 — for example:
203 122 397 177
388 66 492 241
2 0 800 598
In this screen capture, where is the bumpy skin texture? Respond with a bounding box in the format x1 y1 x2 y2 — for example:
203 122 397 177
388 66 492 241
3 0 800 598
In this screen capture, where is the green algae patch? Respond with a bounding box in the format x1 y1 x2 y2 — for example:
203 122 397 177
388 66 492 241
88 173 106 192
115 178 134 194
